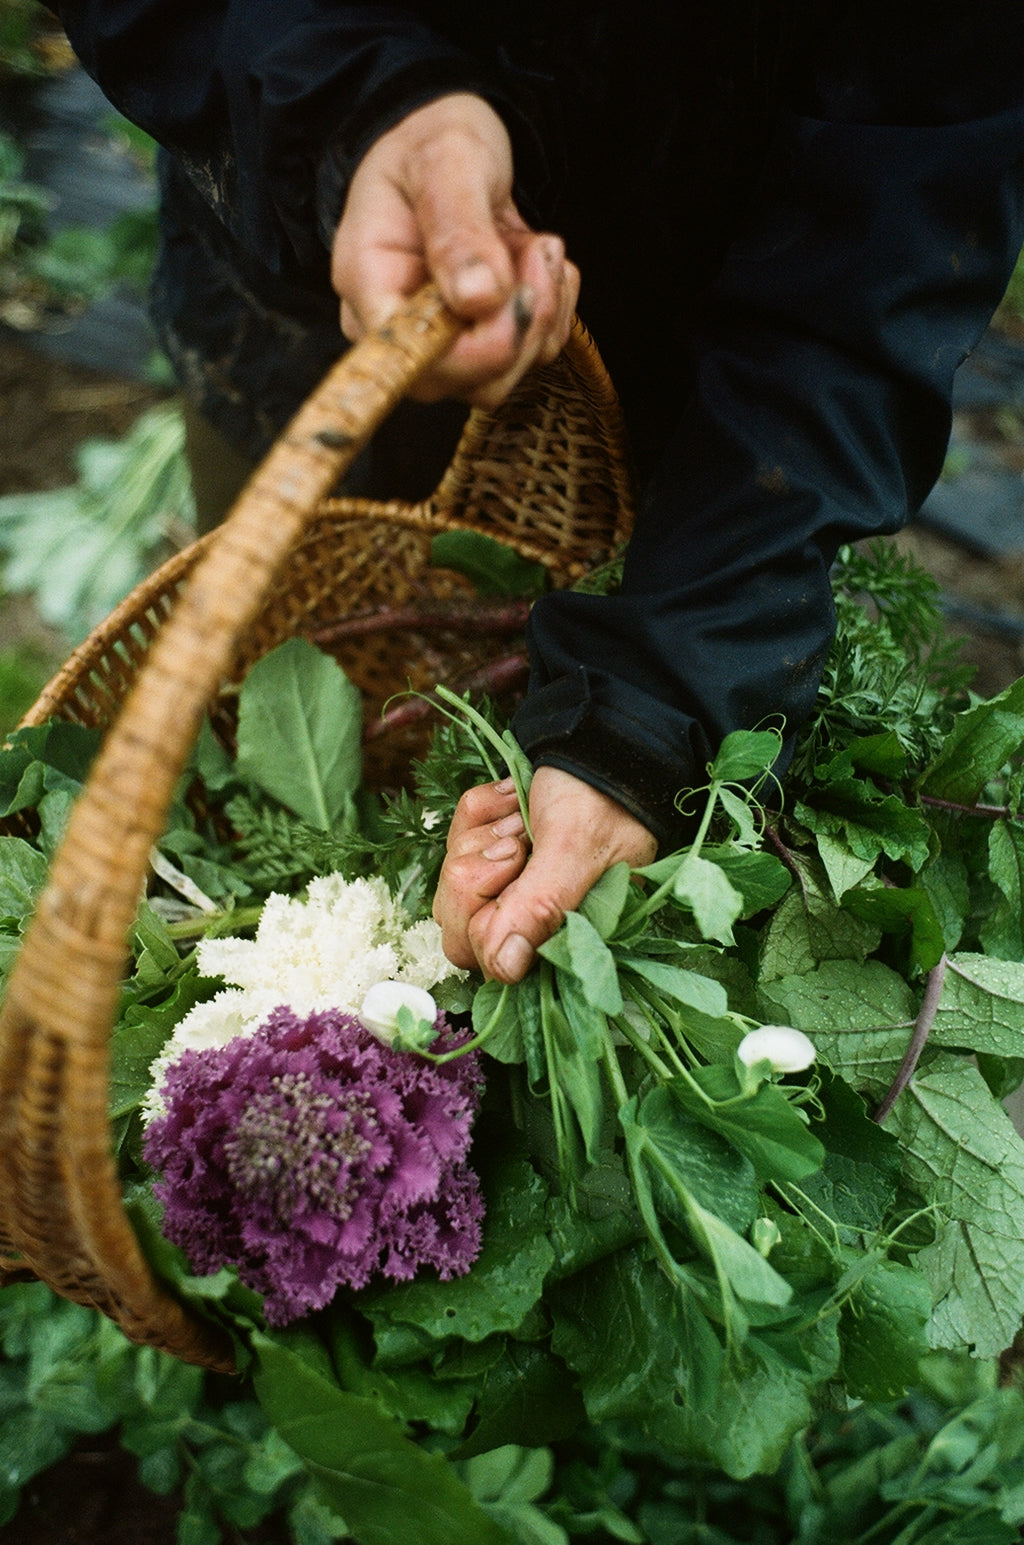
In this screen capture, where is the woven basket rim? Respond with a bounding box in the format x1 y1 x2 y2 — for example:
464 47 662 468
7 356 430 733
0 286 634 1370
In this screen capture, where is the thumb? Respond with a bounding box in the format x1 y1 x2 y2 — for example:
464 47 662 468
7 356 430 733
471 843 597 984
407 151 517 317
466 768 659 983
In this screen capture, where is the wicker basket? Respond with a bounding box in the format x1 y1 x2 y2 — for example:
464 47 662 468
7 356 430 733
0 286 634 1371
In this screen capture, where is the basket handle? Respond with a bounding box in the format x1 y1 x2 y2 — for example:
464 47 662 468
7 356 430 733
0 285 460 1367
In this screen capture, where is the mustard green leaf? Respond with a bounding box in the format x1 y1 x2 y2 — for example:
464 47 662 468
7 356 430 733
919 675 1024 805
235 638 361 830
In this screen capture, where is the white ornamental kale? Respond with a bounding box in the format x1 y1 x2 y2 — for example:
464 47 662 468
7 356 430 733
145 873 465 1118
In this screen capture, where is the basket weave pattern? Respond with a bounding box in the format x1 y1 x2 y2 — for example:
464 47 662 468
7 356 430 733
0 287 634 1370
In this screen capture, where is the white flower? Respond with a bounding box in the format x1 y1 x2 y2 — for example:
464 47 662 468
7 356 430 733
360 981 438 1045
145 873 465 1119
737 1024 816 1074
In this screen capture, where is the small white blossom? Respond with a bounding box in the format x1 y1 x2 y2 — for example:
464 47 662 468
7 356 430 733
737 1024 816 1074
360 981 438 1045
145 874 465 1120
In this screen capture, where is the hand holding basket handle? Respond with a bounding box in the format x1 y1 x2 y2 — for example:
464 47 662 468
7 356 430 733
0 283 634 1368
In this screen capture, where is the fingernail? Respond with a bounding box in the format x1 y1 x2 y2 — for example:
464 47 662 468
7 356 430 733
482 836 520 861
495 933 535 980
452 258 496 304
494 777 516 794
491 811 525 837
512 284 535 340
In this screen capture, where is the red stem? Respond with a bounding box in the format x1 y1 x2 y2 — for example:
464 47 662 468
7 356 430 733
919 792 1018 820
314 596 532 645
363 651 530 742
873 953 948 1123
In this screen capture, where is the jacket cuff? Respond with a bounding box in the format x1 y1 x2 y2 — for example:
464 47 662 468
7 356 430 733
511 668 713 854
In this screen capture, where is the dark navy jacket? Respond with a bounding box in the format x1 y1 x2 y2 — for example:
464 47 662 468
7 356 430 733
54 2 1024 845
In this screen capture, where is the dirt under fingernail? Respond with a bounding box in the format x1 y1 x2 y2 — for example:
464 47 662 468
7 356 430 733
513 285 535 339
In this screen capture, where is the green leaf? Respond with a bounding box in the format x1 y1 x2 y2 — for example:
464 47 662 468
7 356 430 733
670 852 743 945
981 819 1024 960
885 1058 1024 1358
430 531 547 598
328 1314 476 1437
758 958 918 1101
814 830 877 901
0 835 48 922
549 1244 724 1434
131 902 182 983
704 846 791 917
848 729 909 778
579 861 632 940
0 720 98 815
620 1096 791 1345
756 854 882 983
785 1069 901 1238
919 674 1024 804
617 956 728 1019
634 1086 759 1237
841 883 946 975
235 638 362 829
252 1334 513 1545
461 1445 553 1507
456 1344 584 1458
461 1447 569 1545
681 1321 840 1479
795 780 932 872
543 1163 642 1281
668 1065 825 1184
839 1259 932 1400
710 729 783 783
920 849 971 954
682 1196 794 1313
538 911 622 1016
929 953 1024 1059
109 971 215 1119
473 978 523 1063
545 987 607 1163
361 1156 553 1346
506 971 546 1090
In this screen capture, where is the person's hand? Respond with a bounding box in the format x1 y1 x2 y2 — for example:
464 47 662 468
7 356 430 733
330 92 579 408
433 767 658 982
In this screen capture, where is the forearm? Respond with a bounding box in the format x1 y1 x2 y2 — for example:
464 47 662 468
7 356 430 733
515 83 1024 846
53 2 507 273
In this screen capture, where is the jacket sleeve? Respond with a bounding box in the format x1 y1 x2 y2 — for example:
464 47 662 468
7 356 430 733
51 2 538 276
512 16 1024 850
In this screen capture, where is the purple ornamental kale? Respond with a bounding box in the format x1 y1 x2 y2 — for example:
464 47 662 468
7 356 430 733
144 1006 485 1325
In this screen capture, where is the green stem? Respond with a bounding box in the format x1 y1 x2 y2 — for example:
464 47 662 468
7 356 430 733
433 683 534 840
162 903 264 942
421 982 511 1064
621 978 699 1074
601 1030 631 1109
607 1013 676 1083
538 961 571 1183
627 780 722 927
689 779 721 857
